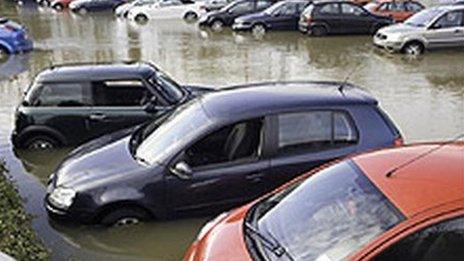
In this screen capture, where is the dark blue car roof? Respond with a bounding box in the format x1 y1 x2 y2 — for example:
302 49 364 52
201 81 378 120
35 62 157 82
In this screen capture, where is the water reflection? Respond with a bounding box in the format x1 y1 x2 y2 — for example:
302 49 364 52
0 53 30 80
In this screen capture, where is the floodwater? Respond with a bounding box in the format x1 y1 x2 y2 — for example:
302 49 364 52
0 0 463 260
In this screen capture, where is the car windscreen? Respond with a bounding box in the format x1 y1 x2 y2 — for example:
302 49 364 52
252 160 404 261
148 70 185 105
404 8 442 26
263 1 286 15
135 99 211 165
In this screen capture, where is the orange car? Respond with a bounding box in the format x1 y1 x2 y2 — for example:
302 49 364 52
185 142 464 261
364 0 425 22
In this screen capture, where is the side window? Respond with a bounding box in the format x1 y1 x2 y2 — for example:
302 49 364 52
229 2 254 13
35 82 91 107
277 111 358 155
297 3 308 13
378 3 390 11
319 3 339 14
341 3 367 16
374 216 464 261
433 11 463 28
185 118 263 168
406 2 423 12
277 3 297 16
91 80 152 107
257 0 271 9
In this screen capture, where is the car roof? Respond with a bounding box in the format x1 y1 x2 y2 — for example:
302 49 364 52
35 62 157 82
353 142 464 218
431 4 464 11
200 81 378 120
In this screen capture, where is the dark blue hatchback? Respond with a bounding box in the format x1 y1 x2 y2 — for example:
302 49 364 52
0 18 33 56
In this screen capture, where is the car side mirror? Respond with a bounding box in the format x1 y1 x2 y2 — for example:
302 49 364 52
429 23 441 30
170 161 193 180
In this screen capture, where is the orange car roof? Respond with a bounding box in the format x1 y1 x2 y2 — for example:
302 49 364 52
353 142 464 218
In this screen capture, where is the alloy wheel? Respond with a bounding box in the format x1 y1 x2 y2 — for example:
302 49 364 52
252 24 266 38
27 139 55 150
78 7 88 15
211 20 224 32
184 12 198 22
114 217 140 227
404 43 423 56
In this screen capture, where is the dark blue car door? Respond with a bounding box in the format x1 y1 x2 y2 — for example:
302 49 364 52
270 2 300 30
339 3 372 34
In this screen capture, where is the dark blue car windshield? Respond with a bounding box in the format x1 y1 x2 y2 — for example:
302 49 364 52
254 160 404 260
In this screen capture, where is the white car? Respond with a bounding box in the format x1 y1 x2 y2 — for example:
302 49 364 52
115 0 159 17
127 0 207 22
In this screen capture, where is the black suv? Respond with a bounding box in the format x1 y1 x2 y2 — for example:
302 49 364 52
12 62 212 149
299 0 393 36
198 0 277 30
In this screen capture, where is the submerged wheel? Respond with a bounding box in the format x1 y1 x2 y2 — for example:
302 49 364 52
251 24 266 37
310 26 327 37
135 14 149 24
77 7 88 15
22 135 59 150
184 12 198 22
211 19 224 32
100 207 150 227
402 41 424 56
53 3 64 11
0 45 10 61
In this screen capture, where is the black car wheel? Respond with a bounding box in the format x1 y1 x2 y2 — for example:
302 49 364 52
402 41 424 56
135 14 149 24
211 19 224 32
100 207 150 227
23 135 59 150
184 12 198 22
53 3 64 11
251 24 266 37
0 45 9 62
77 7 88 15
38 0 49 6
310 26 327 37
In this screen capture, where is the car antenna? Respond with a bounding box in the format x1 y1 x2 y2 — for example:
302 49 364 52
386 133 464 178
338 62 364 95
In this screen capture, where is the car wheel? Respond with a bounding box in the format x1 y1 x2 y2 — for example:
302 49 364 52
402 42 424 56
310 26 327 37
251 24 266 37
22 135 58 150
211 19 224 32
135 14 149 24
77 7 88 15
0 46 9 61
184 12 198 22
53 3 64 11
100 207 150 227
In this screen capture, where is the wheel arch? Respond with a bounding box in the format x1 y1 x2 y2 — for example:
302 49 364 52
16 125 67 147
94 200 156 223
0 40 14 54
310 22 330 33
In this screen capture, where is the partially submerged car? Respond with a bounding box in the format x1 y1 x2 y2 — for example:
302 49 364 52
232 0 311 34
374 5 464 55
50 0 76 10
127 0 206 22
69 0 128 14
45 81 402 226
0 18 33 58
299 0 393 36
364 0 425 22
12 62 212 149
185 142 464 261
115 0 158 17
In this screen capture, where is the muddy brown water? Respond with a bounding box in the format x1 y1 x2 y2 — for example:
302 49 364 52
0 0 463 260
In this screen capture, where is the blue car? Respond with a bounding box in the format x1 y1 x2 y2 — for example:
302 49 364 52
0 18 33 57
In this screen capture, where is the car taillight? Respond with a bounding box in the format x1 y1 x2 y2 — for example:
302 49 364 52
394 137 404 147
306 16 312 24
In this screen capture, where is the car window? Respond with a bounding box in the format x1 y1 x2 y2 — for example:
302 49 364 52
256 161 404 261
433 11 463 28
374 216 464 261
341 3 367 16
296 2 308 13
390 2 406 12
160 0 182 6
276 3 297 16
319 3 339 14
35 82 91 107
257 0 271 9
405 2 423 12
229 1 254 13
185 118 263 169
91 79 152 107
277 111 358 155
378 3 390 11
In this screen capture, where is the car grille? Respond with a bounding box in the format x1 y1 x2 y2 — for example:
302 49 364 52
376 33 387 40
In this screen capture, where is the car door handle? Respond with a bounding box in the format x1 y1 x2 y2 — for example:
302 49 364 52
89 113 107 121
246 173 265 182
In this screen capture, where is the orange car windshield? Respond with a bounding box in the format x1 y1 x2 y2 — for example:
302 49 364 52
251 160 405 260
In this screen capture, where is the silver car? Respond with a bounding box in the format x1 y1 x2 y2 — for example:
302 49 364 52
373 5 464 55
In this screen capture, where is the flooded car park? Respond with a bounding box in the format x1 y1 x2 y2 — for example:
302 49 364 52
0 0 463 260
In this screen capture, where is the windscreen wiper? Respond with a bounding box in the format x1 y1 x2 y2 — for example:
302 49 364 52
245 222 294 261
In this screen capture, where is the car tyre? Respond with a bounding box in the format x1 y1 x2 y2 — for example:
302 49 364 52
402 41 424 56
77 7 88 15
135 14 149 24
310 26 327 37
184 12 198 22
100 207 150 227
0 45 10 62
211 19 224 32
22 135 59 150
251 23 266 37
53 3 64 11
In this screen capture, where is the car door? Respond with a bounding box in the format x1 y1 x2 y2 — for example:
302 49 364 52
425 10 464 48
270 2 299 30
316 3 342 34
165 117 272 214
266 110 359 190
87 78 167 139
340 3 372 34
226 0 255 24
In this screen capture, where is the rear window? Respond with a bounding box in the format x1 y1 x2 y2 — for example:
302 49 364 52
318 3 340 14
31 82 91 107
375 107 402 139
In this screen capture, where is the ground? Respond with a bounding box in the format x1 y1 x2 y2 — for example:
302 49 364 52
0 160 49 260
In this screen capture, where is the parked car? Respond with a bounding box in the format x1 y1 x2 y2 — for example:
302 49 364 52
127 0 206 22
198 0 277 31
50 0 77 10
0 18 33 58
201 0 233 12
69 0 128 14
185 142 464 261
299 0 393 36
115 0 158 17
44 81 403 226
12 62 212 150
232 0 311 34
364 0 425 22
374 5 464 55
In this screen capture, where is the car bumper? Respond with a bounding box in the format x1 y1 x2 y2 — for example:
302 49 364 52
298 22 309 33
232 23 252 31
45 196 96 224
373 37 403 52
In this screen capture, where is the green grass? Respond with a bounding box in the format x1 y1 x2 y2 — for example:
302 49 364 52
0 160 50 260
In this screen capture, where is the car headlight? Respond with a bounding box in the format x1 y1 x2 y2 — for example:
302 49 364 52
48 187 76 210
196 212 229 241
